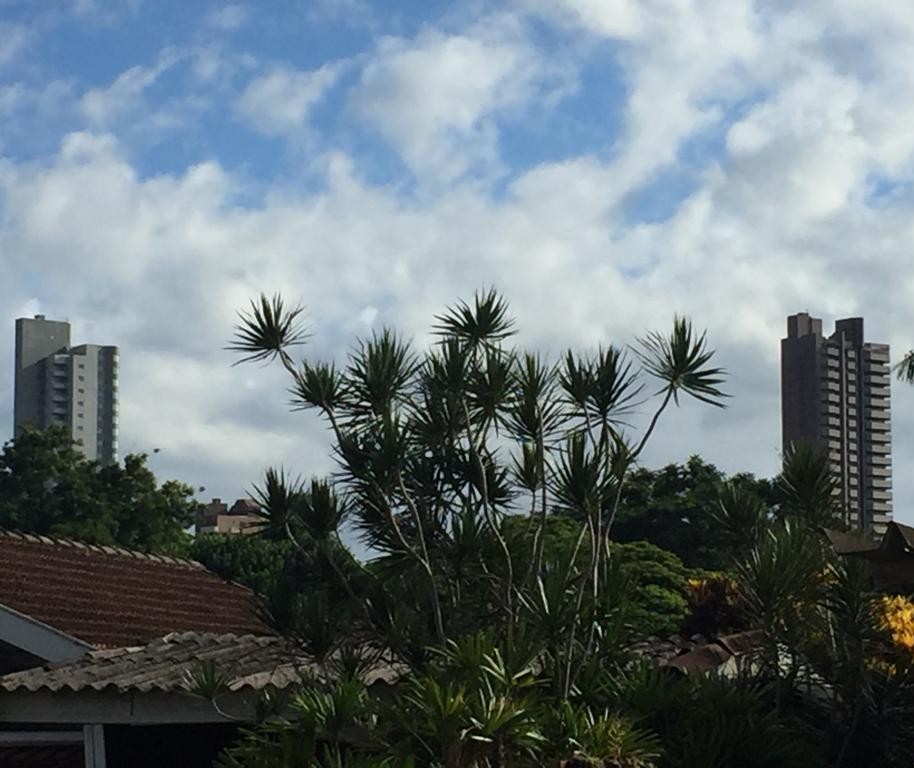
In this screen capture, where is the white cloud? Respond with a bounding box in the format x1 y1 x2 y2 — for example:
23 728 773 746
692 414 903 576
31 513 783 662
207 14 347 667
524 0 763 200
5 1 914 527
521 0 644 39
206 4 248 31
350 20 575 181
79 49 182 127
3 120 913 516
236 64 342 137
0 23 29 68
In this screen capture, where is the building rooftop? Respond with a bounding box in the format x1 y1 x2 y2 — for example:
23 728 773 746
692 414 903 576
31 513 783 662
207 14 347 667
0 531 270 647
0 630 400 695
0 632 301 694
229 498 260 516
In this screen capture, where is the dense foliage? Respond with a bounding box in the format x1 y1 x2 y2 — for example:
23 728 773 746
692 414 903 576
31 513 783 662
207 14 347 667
195 291 914 768
612 456 772 569
190 534 294 595
201 290 730 767
501 516 694 637
0 425 198 551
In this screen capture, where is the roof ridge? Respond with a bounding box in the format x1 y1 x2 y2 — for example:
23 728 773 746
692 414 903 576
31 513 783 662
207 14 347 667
0 528 206 570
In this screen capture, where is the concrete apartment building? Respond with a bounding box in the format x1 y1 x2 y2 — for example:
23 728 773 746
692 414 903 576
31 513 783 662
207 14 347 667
781 313 893 535
195 498 263 535
14 315 118 464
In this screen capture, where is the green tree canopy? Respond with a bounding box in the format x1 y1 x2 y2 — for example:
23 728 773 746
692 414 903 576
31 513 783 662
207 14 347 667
502 515 692 637
189 533 294 595
611 455 773 569
0 425 198 551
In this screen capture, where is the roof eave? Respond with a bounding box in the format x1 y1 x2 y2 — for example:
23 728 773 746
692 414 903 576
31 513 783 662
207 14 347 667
0 602 92 663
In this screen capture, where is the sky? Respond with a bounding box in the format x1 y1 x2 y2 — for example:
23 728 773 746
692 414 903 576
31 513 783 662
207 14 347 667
1 0 913 525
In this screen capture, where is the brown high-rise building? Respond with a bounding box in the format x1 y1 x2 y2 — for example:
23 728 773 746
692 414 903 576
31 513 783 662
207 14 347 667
781 313 892 535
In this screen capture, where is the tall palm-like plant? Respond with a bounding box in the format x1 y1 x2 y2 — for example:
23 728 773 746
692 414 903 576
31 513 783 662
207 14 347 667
776 441 844 530
219 289 727 767
735 519 828 694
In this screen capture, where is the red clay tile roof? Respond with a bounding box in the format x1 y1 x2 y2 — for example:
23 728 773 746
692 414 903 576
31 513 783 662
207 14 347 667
0 531 271 647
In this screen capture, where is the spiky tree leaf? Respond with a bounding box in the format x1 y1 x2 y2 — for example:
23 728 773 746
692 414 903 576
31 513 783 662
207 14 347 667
250 467 305 540
227 293 308 365
299 478 347 540
347 329 418 419
637 316 728 406
776 441 844 529
552 434 611 520
895 350 914 384
589 346 644 423
714 481 769 550
291 361 345 413
509 353 564 442
433 288 516 348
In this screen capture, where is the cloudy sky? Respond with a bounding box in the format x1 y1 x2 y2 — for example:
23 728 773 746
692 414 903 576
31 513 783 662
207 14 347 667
2 0 913 524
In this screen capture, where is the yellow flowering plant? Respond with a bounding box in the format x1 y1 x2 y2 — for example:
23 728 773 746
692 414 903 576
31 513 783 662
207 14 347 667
879 595 914 656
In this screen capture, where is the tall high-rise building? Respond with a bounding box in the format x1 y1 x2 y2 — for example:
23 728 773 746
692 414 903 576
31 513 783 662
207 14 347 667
13 315 118 464
781 313 892 535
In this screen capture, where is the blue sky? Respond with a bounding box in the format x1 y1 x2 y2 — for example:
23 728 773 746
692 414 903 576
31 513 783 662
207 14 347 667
2 2 627 191
2 0 914 524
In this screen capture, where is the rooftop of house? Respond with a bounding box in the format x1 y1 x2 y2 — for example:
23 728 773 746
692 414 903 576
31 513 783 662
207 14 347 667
0 531 271 648
228 498 260 516
825 520 914 560
0 631 400 697
0 632 302 695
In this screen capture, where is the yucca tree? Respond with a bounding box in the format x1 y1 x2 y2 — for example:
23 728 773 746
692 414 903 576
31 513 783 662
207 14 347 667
735 520 827 683
220 289 726 766
775 442 845 530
